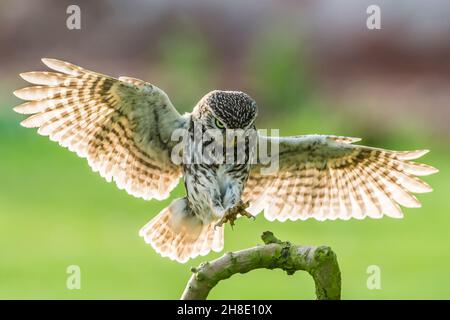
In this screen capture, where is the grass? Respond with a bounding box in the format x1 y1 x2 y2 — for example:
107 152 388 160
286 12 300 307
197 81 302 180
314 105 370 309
1 102 449 299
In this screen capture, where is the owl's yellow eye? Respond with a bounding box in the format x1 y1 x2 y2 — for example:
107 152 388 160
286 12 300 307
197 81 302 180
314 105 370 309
215 118 225 129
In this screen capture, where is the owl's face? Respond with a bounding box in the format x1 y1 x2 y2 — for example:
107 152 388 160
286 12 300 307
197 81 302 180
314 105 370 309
194 90 258 131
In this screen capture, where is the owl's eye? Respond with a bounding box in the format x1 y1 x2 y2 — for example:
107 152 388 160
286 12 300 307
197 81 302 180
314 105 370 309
214 118 225 129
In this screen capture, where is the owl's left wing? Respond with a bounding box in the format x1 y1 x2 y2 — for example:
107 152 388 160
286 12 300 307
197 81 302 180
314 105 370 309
242 134 438 221
14 58 188 201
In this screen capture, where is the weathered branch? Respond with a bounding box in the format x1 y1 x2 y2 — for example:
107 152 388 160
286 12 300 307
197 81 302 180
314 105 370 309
181 231 341 300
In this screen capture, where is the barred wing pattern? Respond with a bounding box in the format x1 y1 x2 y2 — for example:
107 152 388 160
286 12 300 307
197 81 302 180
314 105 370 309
14 58 187 201
243 135 438 221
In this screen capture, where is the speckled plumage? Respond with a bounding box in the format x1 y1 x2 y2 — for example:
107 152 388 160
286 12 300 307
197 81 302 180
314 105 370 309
14 59 438 263
202 90 258 129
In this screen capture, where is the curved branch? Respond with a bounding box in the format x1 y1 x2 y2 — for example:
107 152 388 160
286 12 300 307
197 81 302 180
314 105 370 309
181 231 341 300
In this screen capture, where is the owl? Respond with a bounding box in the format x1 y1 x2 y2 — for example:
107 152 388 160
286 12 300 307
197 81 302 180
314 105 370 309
13 59 438 263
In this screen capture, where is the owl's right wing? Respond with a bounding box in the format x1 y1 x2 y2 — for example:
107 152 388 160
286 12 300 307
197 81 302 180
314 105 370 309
14 58 188 201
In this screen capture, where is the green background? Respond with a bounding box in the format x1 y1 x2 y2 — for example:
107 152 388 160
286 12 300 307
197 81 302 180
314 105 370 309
1 0 449 299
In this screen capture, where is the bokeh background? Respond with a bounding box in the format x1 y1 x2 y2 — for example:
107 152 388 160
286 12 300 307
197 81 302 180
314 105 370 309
1 0 449 299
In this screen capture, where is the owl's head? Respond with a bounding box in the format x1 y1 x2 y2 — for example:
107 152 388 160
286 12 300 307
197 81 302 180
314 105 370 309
194 90 258 130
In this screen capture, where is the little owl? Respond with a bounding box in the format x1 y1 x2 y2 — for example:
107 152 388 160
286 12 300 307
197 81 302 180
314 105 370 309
13 59 438 263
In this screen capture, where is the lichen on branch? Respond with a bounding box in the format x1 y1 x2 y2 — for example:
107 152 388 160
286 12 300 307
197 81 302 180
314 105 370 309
181 231 341 300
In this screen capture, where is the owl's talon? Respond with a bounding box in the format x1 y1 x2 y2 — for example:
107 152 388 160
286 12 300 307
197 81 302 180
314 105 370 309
214 218 225 229
235 201 254 220
214 205 240 228
241 210 255 220
214 201 255 228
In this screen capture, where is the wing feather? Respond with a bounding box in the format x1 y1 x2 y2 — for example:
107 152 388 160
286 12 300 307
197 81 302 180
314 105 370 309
14 58 188 201
243 134 437 221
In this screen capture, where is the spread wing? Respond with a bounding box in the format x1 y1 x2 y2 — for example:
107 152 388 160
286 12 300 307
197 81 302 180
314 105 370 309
14 58 189 201
242 134 438 221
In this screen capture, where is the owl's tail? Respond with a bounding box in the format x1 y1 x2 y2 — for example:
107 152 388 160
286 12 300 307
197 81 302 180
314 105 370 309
139 198 224 263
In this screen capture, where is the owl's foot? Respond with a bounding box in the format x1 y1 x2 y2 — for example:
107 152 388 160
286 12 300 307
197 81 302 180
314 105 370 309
214 201 254 229
238 201 255 220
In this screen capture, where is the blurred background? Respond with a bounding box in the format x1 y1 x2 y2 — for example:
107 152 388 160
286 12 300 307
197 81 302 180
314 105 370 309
0 0 449 299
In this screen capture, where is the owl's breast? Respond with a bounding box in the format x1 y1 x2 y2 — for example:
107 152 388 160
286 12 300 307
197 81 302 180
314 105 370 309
216 164 250 195
182 163 250 221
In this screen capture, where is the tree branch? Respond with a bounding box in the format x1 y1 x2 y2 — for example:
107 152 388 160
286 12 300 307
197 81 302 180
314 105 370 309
181 231 341 300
